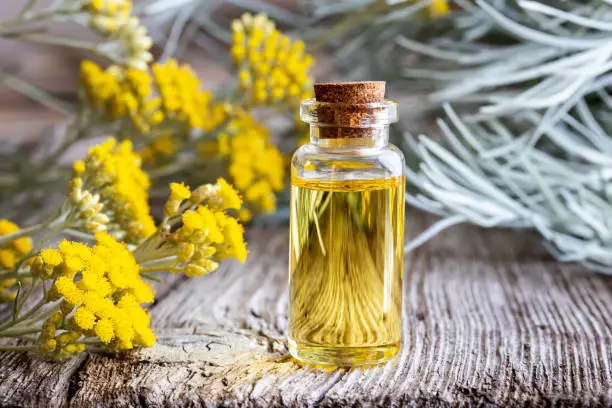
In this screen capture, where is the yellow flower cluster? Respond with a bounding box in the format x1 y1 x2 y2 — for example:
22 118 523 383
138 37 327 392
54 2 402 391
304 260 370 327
164 179 248 270
0 220 33 302
76 14 311 224
80 61 160 133
70 137 155 243
82 0 153 69
152 59 227 131
197 113 284 219
37 312 85 360
231 13 314 108
80 59 228 143
33 232 155 358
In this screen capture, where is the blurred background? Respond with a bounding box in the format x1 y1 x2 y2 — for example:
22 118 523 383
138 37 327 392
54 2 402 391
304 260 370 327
1 0 611 273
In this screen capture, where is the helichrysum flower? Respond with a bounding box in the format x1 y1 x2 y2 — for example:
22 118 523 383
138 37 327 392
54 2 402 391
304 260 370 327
32 232 155 359
69 137 155 243
82 0 153 70
151 59 227 131
80 59 227 142
231 13 314 108
0 220 33 302
77 14 303 223
80 61 160 134
13 176 247 361
80 60 123 119
156 179 248 275
197 112 284 219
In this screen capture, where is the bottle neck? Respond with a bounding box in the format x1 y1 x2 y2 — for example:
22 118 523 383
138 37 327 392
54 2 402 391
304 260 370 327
309 125 389 149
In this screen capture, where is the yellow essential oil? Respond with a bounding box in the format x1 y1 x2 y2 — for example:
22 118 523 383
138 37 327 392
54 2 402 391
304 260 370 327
290 81 405 366
288 176 405 366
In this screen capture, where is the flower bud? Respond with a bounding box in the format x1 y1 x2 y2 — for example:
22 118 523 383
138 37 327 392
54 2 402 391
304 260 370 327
177 243 195 263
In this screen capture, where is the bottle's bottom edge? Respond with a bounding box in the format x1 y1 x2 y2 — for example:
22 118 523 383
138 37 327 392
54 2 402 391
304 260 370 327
288 338 400 367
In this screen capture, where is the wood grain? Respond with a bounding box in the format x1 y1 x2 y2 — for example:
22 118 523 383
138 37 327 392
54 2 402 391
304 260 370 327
1 215 611 407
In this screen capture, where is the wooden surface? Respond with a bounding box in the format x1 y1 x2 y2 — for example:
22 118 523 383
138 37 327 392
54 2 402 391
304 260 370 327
0 215 611 407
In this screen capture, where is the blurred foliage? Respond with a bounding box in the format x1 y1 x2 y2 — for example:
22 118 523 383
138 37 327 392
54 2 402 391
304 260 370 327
0 1 314 224
2 0 611 274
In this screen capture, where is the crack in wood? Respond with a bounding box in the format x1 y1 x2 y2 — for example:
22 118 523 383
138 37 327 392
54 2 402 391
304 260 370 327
65 354 90 405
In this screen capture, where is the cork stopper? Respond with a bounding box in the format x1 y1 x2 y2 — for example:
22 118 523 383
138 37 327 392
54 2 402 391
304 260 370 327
314 81 385 104
313 81 386 139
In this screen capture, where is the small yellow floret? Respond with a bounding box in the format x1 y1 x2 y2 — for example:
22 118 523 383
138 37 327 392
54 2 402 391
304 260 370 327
73 160 86 174
12 237 32 254
95 318 115 343
170 182 191 201
40 248 63 267
0 220 19 235
0 250 15 269
221 217 248 263
73 306 96 330
216 178 242 210
54 276 85 305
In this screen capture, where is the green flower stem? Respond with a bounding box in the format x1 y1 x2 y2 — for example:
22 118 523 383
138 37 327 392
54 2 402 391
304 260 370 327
2 73 74 115
0 8 80 30
0 327 41 338
147 160 197 179
63 229 96 241
40 110 88 170
7 33 100 54
0 211 68 249
139 256 177 269
134 236 176 264
132 232 160 256
141 265 177 273
0 224 45 246
0 27 46 38
140 272 162 283
29 215 72 256
0 297 46 334
0 269 29 280
13 278 38 321
17 303 58 329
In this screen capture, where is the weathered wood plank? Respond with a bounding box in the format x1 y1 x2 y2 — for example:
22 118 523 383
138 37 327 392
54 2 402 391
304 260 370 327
68 218 612 407
0 273 184 408
1 216 612 407
0 352 85 408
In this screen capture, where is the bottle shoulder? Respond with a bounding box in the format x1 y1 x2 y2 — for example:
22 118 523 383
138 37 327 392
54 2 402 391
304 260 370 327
291 143 405 181
292 143 405 161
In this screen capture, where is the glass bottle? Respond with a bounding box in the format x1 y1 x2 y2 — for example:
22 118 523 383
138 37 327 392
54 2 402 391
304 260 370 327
288 82 405 366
